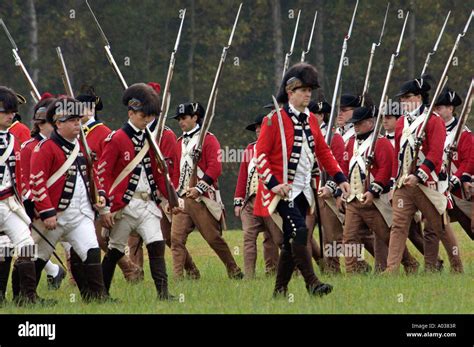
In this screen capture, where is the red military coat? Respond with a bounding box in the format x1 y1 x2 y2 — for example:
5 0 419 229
8 121 30 145
392 111 446 185
344 134 393 196
0 132 22 200
97 123 168 213
30 130 102 220
83 120 112 169
19 134 43 198
254 107 345 217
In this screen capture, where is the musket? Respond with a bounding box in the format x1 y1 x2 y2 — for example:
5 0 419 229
300 10 317 63
0 18 41 103
83 3 180 207
190 3 243 187
85 0 128 89
154 9 187 142
420 11 451 77
361 3 389 107
446 78 474 177
411 11 473 175
365 12 409 189
325 0 359 146
282 10 301 79
56 46 99 205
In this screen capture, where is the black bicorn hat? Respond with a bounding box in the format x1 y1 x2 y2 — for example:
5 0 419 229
347 106 378 124
340 94 362 108
395 78 431 98
308 100 331 114
435 87 463 107
245 114 267 132
173 102 205 120
276 63 320 104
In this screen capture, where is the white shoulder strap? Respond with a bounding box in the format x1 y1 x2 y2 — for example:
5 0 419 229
46 141 80 188
109 141 150 194
0 135 15 166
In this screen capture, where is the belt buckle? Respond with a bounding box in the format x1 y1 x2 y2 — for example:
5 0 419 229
141 192 149 201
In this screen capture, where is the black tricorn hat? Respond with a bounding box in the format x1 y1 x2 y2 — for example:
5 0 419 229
76 85 103 112
340 94 362 108
245 114 266 132
308 100 331 114
0 86 19 113
276 63 320 104
435 87 462 107
347 106 378 124
173 102 205 119
395 78 431 98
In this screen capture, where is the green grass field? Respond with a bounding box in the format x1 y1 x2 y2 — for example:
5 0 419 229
1 225 473 314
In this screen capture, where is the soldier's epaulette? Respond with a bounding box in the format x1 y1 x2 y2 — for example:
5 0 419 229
21 137 36 150
33 138 49 152
265 110 277 126
105 130 117 142
206 132 216 137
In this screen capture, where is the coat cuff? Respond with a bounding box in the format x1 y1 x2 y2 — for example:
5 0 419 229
415 168 429 183
461 173 472 183
39 208 57 221
234 198 244 207
266 175 280 190
368 181 384 198
333 172 347 185
201 174 214 186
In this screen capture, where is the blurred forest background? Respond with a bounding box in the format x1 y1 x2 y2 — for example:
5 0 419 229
0 0 472 228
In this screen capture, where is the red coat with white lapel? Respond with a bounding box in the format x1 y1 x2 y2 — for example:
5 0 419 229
254 108 345 217
344 134 393 195
234 141 256 205
97 125 169 213
448 127 473 199
172 132 222 191
29 132 103 220
392 112 446 185
0 132 22 200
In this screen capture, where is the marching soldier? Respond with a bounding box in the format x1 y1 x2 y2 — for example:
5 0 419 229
128 82 201 280
255 63 350 297
234 114 282 278
0 86 55 306
18 93 67 290
386 78 462 274
336 94 378 265
341 106 419 273
171 102 244 280
384 110 444 270
308 100 345 273
29 96 108 302
76 85 143 283
98 83 175 300
8 93 30 145
422 86 471 272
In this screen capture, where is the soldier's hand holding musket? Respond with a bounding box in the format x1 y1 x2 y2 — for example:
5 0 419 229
44 216 58 230
403 174 420 188
318 186 333 199
361 191 375 205
271 183 292 199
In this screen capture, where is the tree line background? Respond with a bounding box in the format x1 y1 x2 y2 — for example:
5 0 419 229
0 0 472 228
